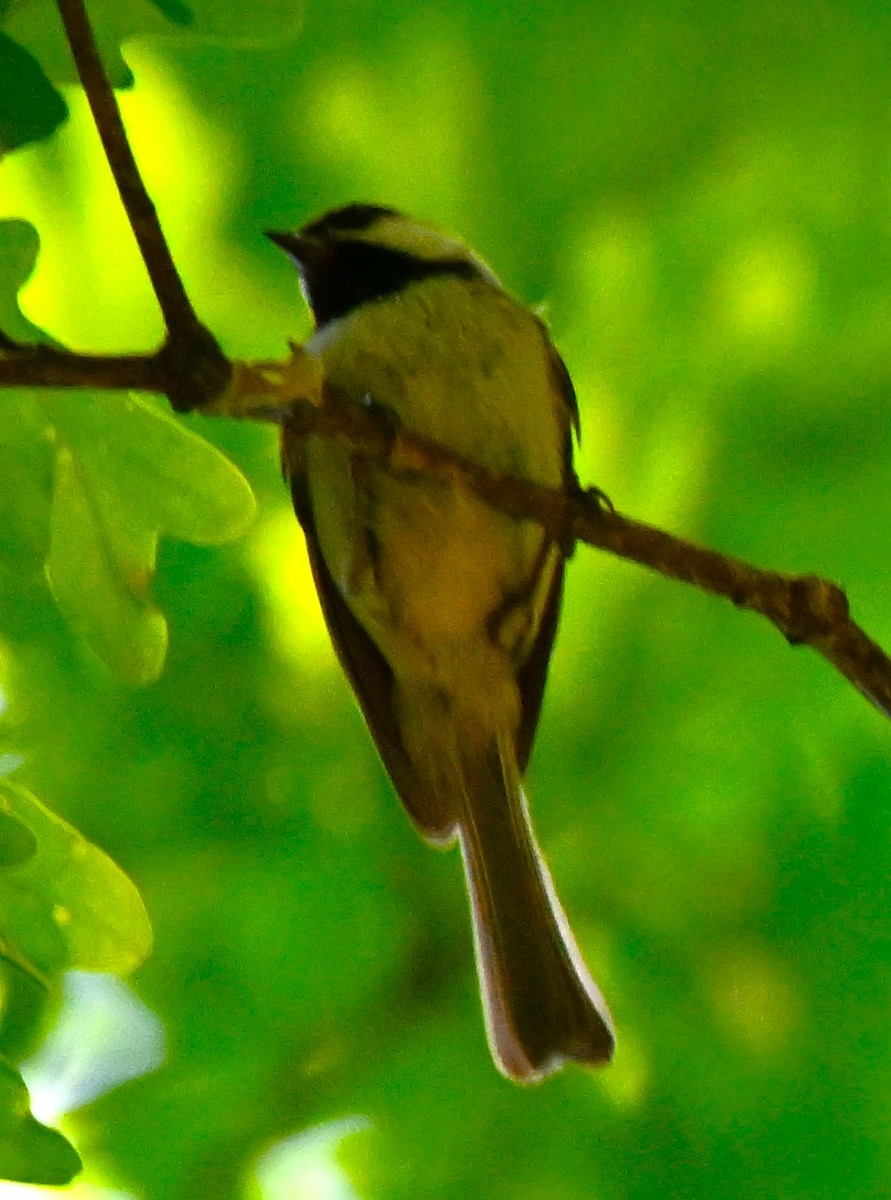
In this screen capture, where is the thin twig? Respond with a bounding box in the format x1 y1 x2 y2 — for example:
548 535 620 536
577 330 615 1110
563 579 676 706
0 344 270 409
54 0 231 410
0 346 163 390
55 0 193 333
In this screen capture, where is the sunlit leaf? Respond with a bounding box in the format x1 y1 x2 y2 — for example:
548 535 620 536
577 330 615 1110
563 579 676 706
45 392 256 682
0 781 152 977
0 222 256 678
53 393 258 548
46 443 169 685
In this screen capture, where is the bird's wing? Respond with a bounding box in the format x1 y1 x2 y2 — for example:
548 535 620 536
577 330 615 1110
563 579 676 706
284 432 456 844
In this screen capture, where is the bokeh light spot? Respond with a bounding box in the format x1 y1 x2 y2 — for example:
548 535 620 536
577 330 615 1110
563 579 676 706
247 507 333 673
255 1117 369 1200
706 944 803 1056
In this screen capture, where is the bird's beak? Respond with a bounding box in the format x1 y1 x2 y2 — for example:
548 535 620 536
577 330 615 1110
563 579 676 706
265 230 325 272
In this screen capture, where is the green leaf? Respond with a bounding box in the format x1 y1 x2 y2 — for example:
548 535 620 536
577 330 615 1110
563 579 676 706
0 805 36 870
0 219 46 346
46 443 169 685
0 782 152 978
0 779 148 1185
0 224 55 573
0 394 53 573
54 394 258 547
0 33 68 155
146 0 194 26
0 964 51 1064
47 392 256 683
0 1056 80 1185
2 0 303 91
0 223 254 675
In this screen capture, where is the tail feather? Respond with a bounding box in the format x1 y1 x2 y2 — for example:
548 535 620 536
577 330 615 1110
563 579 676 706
457 744 614 1081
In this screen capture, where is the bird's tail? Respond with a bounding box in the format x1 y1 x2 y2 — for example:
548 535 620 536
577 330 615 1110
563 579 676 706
457 740 614 1081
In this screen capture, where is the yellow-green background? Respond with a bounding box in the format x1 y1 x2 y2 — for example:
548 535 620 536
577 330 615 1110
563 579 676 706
2 0 891 1195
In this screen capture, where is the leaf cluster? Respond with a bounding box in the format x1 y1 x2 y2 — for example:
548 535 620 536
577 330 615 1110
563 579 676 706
2 0 891 1197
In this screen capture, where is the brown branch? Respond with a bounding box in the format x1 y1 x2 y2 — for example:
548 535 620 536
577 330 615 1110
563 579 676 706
53 0 231 410
577 512 891 720
0 346 163 390
2 340 889 721
232 352 891 724
0 344 279 410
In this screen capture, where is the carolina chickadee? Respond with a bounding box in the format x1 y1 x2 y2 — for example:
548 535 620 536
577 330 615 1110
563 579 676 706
267 204 614 1080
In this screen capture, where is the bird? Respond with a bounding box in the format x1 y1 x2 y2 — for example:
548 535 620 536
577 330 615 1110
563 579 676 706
267 203 615 1081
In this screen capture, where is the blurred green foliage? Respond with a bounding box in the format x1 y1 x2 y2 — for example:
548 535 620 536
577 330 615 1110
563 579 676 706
2 0 891 1196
